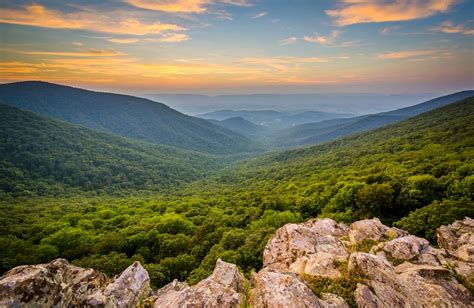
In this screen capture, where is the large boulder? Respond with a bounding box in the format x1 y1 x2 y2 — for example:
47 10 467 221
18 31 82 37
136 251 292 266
152 259 245 308
87 261 151 307
263 218 349 278
0 259 106 307
437 217 474 262
249 268 347 308
437 217 474 288
350 252 474 307
349 218 407 244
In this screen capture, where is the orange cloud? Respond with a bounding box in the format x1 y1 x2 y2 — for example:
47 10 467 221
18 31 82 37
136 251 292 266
107 38 141 44
19 49 124 57
124 0 251 13
326 0 460 26
0 4 184 35
156 33 191 42
304 31 340 45
432 20 474 35
378 50 437 59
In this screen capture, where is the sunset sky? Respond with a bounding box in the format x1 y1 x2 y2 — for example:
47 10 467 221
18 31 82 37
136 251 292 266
0 0 473 94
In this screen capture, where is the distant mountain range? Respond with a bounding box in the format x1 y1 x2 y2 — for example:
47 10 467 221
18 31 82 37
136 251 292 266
0 81 259 155
197 109 352 129
267 91 474 148
210 117 268 137
144 93 437 115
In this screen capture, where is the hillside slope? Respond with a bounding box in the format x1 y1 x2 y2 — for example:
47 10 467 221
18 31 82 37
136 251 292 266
0 103 224 195
202 97 474 221
270 91 474 148
0 81 258 154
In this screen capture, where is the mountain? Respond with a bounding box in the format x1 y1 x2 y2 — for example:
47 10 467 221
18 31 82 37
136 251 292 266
197 109 351 129
214 117 268 137
201 96 474 222
0 81 258 154
145 93 436 115
0 103 225 195
269 91 474 148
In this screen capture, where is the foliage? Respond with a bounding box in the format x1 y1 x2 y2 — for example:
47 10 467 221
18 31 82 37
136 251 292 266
0 97 473 292
0 103 227 196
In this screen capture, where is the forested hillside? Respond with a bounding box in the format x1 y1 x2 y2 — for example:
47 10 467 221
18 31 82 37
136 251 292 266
0 81 258 154
0 103 224 196
1 97 472 291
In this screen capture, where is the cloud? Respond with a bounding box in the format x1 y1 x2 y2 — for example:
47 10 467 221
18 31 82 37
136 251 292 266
17 49 124 57
378 50 437 59
124 0 251 13
72 42 83 46
431 20 474 35
107 38 141 44
326 0 460 26
304 31 340 45
279 37 297 45
0 4 184 35
155 33 192 42
380 25 401 35
252 12 267 19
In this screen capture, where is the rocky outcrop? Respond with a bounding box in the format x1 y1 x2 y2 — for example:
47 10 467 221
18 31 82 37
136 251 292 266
152 259 245 308
263 218 349 279
86 261 151 307
1 217 473 307
0 259 106 307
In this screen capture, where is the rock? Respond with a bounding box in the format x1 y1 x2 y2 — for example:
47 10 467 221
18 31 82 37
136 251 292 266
87 261 151 307
437 217 474 288
152 259 245 308
320 293 350 308
263 219 349 278
2 217 473 308
249 268 326 308
349 218 407 244
350 252 474 307
437 217 474 262
0 258 106 307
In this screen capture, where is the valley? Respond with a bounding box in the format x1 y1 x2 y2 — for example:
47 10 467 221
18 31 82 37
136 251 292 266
1 83 472 297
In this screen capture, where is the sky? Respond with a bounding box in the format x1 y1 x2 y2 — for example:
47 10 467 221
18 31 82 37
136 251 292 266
0 0 473 95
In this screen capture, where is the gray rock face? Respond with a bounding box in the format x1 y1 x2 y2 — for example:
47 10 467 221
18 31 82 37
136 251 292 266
349 218 407 244
263 218 349 279
0 259 106 307
437 217 474 288
1 217 473 307
87 261 151 307
153 259 245 308
437 217 474 262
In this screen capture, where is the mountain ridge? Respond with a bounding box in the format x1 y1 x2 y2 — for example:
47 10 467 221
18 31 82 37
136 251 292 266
0 81 259 154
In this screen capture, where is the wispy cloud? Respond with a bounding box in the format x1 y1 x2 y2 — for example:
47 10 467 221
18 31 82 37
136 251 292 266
378 50 438 59
0 4 184 35
279 37 297 45
326 0 460 26
17 49 124 57
304 31 340 45
153 33 192 42
124 0 252 13
252 12 267 19
431 20 474 35
380 26 401 35
107 38 140 44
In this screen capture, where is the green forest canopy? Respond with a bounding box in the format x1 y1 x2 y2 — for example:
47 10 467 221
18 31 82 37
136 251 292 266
1 97 473 290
